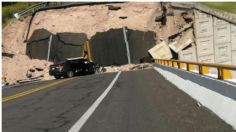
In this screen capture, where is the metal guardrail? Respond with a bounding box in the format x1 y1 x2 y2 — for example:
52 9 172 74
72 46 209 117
155 59 236 80
13 2 78 19
13 2 46 19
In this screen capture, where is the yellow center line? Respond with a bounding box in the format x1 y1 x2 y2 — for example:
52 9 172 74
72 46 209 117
2 78 73 103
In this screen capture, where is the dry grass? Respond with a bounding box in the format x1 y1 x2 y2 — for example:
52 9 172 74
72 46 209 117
201 2 236 14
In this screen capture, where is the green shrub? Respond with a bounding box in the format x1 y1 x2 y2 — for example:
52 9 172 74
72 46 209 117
2 2 37 27
201 2 236 14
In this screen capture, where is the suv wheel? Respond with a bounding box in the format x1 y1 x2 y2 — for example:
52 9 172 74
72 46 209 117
54 76 61 79
67 71 74 78
88 65 95 74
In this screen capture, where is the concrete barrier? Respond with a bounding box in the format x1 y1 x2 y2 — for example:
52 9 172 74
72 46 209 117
154 65 236 130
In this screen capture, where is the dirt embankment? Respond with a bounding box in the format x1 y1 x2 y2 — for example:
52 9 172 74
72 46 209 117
29 3 161 39
2 2 193 85
2 3 162 85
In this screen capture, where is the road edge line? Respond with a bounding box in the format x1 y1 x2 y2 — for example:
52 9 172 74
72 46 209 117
68 71 122 132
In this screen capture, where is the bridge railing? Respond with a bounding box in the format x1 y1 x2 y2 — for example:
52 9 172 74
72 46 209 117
155 59 236 81
13 2 79 19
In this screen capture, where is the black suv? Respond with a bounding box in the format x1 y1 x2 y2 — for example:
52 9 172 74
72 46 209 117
49 57 99 79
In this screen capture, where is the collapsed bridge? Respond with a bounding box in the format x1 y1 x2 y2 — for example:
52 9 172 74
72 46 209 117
27 28 156 66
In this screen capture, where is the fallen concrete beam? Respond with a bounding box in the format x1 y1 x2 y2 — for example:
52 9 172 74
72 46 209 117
169 39 192 53
148 41 172 59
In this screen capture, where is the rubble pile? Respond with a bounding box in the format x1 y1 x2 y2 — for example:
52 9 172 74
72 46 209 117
102 63 153 73
2 2 196 85
3 2 162 85
2 54 53 85
149 3 195 60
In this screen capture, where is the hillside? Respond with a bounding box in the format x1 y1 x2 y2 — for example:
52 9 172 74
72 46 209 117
2 2 193 85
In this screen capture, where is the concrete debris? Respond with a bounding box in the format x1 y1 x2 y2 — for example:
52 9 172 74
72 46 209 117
21 66 52 84
182 12 193 23
103 63 153 73
107 5 121 11
2 52 15 58
168 23 193 39
155 15 163 22
129 63 153 70
35 67 44 71
2 76 9 86
148 41 173 59
29 68 36 72
2 2 198 85
16 78 42 84
169 39 192 53
2 54 54 85
140 56 154 63
119 16 128 19
197 102 202 107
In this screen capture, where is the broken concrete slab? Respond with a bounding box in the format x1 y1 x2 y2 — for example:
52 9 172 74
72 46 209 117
169 39 192 53
148 41 173 59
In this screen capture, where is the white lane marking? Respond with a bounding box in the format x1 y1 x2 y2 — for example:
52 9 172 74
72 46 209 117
156 64 236 87
153 67 236 130
68 71 122 132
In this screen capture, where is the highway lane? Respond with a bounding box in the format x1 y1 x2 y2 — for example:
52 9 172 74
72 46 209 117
2 72 117 132
2 69 235 132
80 69 235 132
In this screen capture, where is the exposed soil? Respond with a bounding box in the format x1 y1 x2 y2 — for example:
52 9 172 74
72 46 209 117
2 2 194 85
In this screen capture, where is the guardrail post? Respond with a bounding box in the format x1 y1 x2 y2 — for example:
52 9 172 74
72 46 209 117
199 65 203 75
218 68 223 80
168 61 171 66
186 63 190 71
177 62 180 69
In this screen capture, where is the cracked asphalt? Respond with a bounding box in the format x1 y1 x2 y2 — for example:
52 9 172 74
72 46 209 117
2 69 235 132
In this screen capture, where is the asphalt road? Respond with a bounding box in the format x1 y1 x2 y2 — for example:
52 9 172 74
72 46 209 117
2 69 235 132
